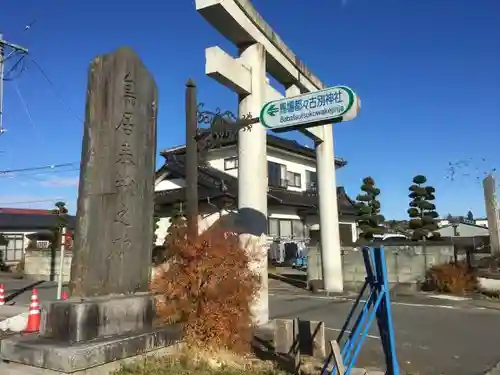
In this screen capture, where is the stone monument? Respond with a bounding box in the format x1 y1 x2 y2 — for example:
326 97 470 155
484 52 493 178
483 174 500 254
0 47 180 374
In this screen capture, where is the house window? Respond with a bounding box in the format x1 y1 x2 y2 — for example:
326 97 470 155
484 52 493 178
292 220 305 238
287 171 301 188
268 219 279 237
36 240 50 249
279 220 292 238
339 223 354 246
224 157 238 170
305 170 317 191
267 218 305 239
3 234 24 262
268 161 287 188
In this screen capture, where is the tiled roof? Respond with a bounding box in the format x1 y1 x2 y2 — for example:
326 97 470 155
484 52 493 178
0 213 76 231
0 208 53 215
160 132 347 167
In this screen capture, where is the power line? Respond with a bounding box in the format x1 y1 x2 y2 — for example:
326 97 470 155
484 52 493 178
2 168 79 180
0 162 78 175
0 198 65 205
0 33 29 135
29 56 82 123
12 79 45 146
3 54 27 81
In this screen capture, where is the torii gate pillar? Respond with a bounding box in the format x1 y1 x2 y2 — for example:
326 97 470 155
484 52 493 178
237 43 269 324
197 0 345 325
285 85 343 292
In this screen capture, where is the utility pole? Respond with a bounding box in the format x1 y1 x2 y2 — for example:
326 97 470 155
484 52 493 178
0 33 29 135
185 78 198 237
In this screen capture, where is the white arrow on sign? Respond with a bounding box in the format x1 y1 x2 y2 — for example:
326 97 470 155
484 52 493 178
259 86 360 132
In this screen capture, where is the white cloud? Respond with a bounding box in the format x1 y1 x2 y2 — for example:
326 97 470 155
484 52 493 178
40 177 79 188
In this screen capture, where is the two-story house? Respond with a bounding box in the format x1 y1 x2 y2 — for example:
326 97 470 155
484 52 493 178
154 132 358 247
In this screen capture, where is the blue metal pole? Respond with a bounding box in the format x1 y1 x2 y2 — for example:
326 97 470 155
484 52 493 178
376 247 400 375
341 288 376 365
337 279 368 343
345 291 385 375
341 247 377 363
372 248 391 369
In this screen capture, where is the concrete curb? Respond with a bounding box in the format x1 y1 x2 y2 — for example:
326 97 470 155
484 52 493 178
468 299 500 311
0 305 28 318
309 289 358 299
483 359 500 375
268 272 308 288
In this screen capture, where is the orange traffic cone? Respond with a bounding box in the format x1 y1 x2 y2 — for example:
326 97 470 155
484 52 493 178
0 284 5 306
25 288 41 333
61 291 69 300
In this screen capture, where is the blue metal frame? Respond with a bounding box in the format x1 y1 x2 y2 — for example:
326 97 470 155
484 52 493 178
321 247 400 375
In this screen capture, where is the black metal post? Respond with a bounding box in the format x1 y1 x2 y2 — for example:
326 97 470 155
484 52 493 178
185 78 198 237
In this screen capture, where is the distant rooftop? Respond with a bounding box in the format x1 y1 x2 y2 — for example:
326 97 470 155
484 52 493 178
0 208 53 215
161 132 347 167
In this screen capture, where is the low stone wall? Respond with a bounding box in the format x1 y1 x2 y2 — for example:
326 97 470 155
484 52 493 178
478 276 500 292
25 250 160 282
24 250 73 282
308 242 457 292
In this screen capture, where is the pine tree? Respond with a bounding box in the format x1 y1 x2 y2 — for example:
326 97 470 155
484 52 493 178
408 175 439 240
466 210 474 222
151 214 164 265
152 214 160 247
355 177 386 242
51 202 69 248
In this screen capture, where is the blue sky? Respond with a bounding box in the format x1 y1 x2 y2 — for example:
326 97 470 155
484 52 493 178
0 0 498 219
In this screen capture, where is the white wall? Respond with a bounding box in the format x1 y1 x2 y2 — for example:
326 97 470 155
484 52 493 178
436 223 490 237
155 217 172 246
154 144 353 245
306 216 357 243
206 147 239 178
269 206 301 220
266 149 315 192
155 206 357 246
438 218 489 229
475 219 488 227
200 144 339 193
155 209 238 246
155 178 185 191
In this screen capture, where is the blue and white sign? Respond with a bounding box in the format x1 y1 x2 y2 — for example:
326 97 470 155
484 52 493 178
259 86 360 132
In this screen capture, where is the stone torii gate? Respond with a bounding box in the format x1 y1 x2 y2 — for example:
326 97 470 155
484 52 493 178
197 0 344 324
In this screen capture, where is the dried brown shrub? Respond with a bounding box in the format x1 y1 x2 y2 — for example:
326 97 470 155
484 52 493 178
151 227 260 354
424 261 477 294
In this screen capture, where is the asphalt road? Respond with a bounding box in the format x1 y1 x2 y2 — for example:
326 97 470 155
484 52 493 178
270 292 500 375
0 278 69 307
1 277 500 375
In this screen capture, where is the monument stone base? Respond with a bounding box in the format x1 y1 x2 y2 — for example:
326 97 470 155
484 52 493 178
0 294 182 374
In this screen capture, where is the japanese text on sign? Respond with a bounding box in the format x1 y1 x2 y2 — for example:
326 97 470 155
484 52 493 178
259 85 358 131
279 90 344 114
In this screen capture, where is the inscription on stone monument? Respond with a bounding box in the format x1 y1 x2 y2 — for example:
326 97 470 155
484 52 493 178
70 47 158 297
